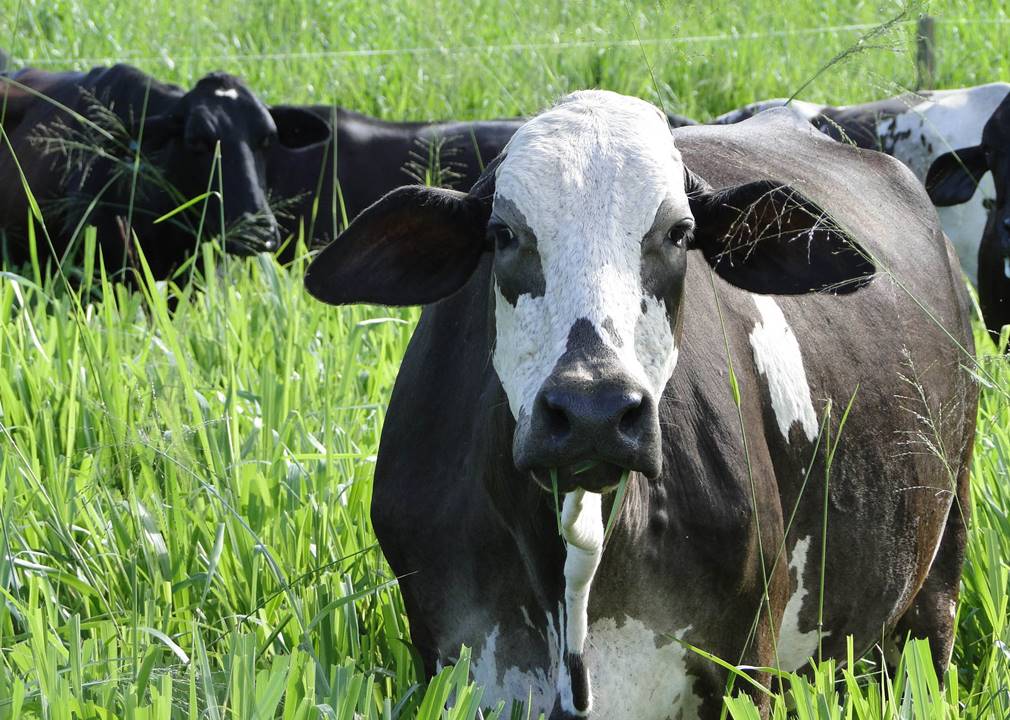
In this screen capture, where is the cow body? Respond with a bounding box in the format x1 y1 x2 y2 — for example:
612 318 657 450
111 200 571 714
0 63 328 279
306 95 976 719
713 84 1010 287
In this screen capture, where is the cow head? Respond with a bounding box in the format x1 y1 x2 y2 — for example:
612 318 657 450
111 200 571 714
142 73 330 254
305 91 873 492
926 94 1010 277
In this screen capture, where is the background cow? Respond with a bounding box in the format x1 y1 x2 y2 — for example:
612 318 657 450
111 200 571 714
306 93 976 719
266 105 696 260
0 63 329 279
926 93 1010 337
712 84 1010 336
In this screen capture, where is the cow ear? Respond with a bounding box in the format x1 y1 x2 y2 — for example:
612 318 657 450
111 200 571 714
304 185 491 306
689 179 875 295
925 145 988 207
270 105 332 149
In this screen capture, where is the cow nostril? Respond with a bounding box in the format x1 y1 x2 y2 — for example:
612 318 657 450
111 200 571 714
618 394 646 435
542 393 572 439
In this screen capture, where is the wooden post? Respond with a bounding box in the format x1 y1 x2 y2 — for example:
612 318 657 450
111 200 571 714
916 15 936 90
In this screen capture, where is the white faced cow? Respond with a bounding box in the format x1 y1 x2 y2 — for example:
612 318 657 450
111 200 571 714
713 84 1010 335
306 91 977 719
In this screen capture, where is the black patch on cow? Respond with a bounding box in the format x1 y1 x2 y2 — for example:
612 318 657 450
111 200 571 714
640 197 691 306
491 195 546 305
565 652 591 713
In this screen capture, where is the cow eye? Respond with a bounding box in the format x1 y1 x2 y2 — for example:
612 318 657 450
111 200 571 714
489 224 516 251
983 197 996 211
666 220 694 248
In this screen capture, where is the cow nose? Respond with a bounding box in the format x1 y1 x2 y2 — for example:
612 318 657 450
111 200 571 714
521 380 661 478
540 387 646 440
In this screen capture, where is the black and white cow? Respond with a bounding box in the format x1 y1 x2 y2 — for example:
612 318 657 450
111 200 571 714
0 63 329 278
713 84 1010 334
306 92 977 719
925 92 1010 336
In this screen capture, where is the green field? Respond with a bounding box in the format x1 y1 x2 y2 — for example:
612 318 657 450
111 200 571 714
2 0 1010 717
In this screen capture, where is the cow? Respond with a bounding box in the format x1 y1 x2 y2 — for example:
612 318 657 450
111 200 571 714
712 84 1010 335
925 92 1010 337
0 62 329 279
266 105 695 259
304 91 977 719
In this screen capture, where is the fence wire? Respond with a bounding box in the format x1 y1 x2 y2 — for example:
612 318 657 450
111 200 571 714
11 16 1010 68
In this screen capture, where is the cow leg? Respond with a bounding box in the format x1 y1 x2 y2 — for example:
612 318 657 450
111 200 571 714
889 461 970 681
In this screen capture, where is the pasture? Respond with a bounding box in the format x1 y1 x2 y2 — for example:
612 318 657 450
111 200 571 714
1 0 1009 717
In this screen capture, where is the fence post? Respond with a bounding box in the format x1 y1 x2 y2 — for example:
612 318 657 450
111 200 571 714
916 15 936 90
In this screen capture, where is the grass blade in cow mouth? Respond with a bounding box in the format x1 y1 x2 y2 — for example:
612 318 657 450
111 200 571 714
540 461 626 495
550 467 630 544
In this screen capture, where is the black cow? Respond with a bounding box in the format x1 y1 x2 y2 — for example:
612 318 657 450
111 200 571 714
713 84 1010 336
0 63 328 279
305 92 976 718
266 105 695 259
926 93 1010 337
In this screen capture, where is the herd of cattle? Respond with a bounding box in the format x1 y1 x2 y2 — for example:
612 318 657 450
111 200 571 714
1 57 1001 719
4 60 1006 337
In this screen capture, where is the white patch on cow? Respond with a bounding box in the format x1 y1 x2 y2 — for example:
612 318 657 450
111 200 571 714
473 606 705 719
214 87 240 100
558 490 604 715
471 625 556 715
778 536 830 671
877 83 1010 283
585 616 702 720
1004 257 1010 280
491 91 686 420
748 295 818 443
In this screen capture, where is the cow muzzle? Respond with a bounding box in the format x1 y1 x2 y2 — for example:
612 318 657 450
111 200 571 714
515 374 662 491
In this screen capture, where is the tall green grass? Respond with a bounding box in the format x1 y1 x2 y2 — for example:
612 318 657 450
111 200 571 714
2 0 1010 717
